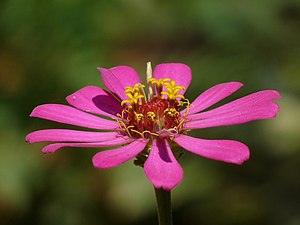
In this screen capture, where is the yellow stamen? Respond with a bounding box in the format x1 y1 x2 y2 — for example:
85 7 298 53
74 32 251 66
116 120 133 138
121 83 146 106
121 92 144 106
135 113 144 122
161 80 185 100
125 83 142 94
147 111 156 121
148 78 171 96
164 108 179 117
148 78 171 87
175 99 191 130
130 129 159 139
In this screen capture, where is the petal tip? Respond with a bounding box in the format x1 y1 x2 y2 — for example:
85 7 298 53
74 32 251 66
272 103 280 116
65 94 75 104
42 144 59 154
29 106 40 117
29 104 54 118
42 148 52 154
25 133 32 143
92 153 102 169
97 67 108 74
231 81 244 88
272 90 282 100
236 155 250 165
235 143 250 165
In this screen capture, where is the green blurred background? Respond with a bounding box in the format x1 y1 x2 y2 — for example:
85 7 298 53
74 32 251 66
1 0 300 224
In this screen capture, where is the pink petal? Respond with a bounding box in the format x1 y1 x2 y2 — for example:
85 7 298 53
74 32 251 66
184 90 281 129
26 129 122 143
153 63 192 94
98 66 141 101
42 136 133 154
182 82 243 115
144 139 183 191
30 104 119 130
92 139 149 169
174 135 250 165
66 86 122 118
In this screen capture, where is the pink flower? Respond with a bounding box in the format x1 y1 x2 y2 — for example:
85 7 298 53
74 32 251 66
26 63 280 190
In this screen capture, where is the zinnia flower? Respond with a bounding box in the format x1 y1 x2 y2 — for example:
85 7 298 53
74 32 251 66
26 63 280 190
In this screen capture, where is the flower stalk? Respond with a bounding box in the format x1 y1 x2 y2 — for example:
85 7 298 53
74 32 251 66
155 188 173 225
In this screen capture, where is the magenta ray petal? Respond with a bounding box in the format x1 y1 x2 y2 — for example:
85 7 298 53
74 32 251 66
182 82 243 115
26 129 122 143
66 86 122 118
98 66 141 101
109 66 141 87
174 135 250 165
30 104 119 130
144 139 183 191
153 63 192 95
42 136 133 154
184 90 280 129
92 139 149 169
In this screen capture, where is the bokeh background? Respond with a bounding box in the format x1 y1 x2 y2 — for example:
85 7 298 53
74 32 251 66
1 0 300 224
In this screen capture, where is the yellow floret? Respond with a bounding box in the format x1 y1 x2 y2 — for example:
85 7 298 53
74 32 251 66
161 80 185 100
147 111 156 121
122 83 146 106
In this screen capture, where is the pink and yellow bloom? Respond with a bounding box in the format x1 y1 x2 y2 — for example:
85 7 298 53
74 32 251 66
26 63 280 190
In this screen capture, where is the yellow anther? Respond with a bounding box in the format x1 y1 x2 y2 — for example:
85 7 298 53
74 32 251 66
176 101 184 107
121 100 129 106
164 108 179 117
148 78 172 96
147 111 156 121
161 80 185 100
137 83 147 103
175 99 191 130
135 113 144 122
148 78 171 87
121 91 144 106
122 83 146 106
161 92 185 100
125 84 143 94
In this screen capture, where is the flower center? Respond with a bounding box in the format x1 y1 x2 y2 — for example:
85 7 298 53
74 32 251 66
116 78 190 139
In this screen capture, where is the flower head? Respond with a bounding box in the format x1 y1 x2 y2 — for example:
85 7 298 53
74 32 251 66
26 63 280 190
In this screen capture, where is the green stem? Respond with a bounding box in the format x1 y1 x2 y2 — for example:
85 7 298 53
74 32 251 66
154 187 173 225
